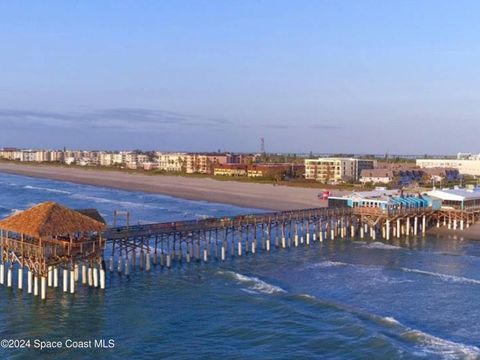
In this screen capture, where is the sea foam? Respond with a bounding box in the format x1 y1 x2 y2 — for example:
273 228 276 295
219 271 286 295
400 267 480 285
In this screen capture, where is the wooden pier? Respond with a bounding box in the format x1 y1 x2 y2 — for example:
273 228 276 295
0 201 479 300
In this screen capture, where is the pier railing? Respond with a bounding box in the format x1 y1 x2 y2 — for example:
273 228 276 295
352 207 434 218
104 207 353 240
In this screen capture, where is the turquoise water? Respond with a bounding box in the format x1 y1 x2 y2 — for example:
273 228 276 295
0 172 480 359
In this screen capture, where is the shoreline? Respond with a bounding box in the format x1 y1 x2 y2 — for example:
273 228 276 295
1 162 478 238
0 162 331 211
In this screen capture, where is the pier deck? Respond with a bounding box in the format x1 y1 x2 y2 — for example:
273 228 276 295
1 202 479 300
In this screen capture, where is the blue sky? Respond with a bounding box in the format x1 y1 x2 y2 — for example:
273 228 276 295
1 1 479 154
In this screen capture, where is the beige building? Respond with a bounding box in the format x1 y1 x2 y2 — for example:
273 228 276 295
417 157 480 176
185 154 229 174
155 152 187 172
305 158 376 183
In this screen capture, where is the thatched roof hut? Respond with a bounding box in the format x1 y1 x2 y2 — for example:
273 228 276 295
0 201 107 239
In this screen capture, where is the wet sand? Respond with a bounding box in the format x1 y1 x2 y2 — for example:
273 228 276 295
0 162 332 211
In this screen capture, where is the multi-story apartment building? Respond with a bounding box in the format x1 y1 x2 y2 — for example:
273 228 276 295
184 153 230 174
155 152 187 172
305 158 376 183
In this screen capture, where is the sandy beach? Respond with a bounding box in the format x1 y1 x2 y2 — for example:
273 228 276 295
0 162 332 211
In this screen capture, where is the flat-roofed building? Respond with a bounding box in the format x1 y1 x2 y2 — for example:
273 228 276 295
305 158 376 183
427 188 480 211
327 188 435 211
417 154 480 176
214 164 247 176
155 152 186 172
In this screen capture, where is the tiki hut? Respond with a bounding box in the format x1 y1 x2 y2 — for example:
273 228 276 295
0 202 107 276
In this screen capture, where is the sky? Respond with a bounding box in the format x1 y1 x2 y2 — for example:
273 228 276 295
1 1 479 154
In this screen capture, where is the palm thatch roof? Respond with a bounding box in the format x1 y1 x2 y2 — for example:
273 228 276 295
0 202 107 238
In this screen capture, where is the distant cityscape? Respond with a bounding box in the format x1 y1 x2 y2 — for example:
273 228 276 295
1 147 479 187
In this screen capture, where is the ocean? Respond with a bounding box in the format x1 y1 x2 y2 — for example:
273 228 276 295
0 172 479 359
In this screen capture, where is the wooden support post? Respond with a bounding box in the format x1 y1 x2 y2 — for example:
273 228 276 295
139 251 145 270
306 223 310 245
74 263 79 282
93 266 98 288
397 219 401 238
117 257 123 274
82 263 87 284
27 270 32 293
18 267 23 290
7 265 12 287
146 253 151 271
100 268 106 289
63 269 68 292
88 267 93 286
0 263 4 285
294 223 298 247
41 276 46 300
34 275 39 296
54 267 58 288
386 220 390 241
125 258 130 275
48 266 52 287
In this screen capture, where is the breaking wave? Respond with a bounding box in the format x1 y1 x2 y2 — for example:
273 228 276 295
363 242 402 250
400 268 480 285
70 193 163 210
309 260 348 268
23 185 71 194
218 270 286 294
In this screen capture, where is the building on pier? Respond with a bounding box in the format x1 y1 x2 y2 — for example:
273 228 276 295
0 202 106 297
427 188 480 211
327 188 439 212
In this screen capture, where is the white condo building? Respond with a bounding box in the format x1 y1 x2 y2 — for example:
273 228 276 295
417 153 480 176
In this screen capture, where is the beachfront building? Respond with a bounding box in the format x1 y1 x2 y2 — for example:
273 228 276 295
427 188 480 211
185 153 231 174
155 152 187 172
213 164 248 176
417 153 480 176
305 158 376 183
